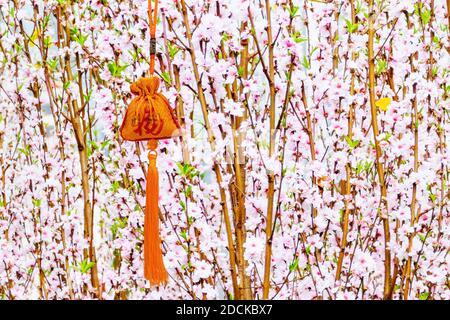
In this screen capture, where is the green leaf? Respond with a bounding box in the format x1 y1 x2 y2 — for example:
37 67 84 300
445 85 450 96
432 66 438 77
183 185 192 197
429 192 436 203
168 43 179 59
418 233 426 242
237 66 244 77
221 33 229 43
69 27 79 38
84 90 93 103
344 19 358 33
14 43 23 54
79 259 95 274
44 35 53 48
18 145 30 156
176 162 200 179
129 47 142 62
292 31 306 43
101 140 110 150
176 162 184 173
420 9 431 25
289 258 299 272
355 160 363 175
42 15 51 29
179 200 186 211
433 36 441 47
355 0 362 14
345 135 360 149
107 63 115 74
110 217 127 238
376 59 387 75
419 292 429 300
284 71 291 81
117 217 127 228
70 27 88 46
77 34 88 46
107 62 128 77
88 140 99 151
302 56 310 69
180 230 188 241
288 5 299 18
364 161 373 174
32 198 42 207
305 263 311 272
86 142 92 158
47 58 58 71
110 181 120 192
161 71 171 85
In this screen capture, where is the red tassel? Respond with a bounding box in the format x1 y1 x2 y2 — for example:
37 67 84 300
144 139 168 285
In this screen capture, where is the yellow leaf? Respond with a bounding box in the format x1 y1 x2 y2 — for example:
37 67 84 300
29 29 39 47
376 97 391 112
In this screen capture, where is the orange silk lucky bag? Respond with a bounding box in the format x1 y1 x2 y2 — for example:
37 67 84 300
120 0 180 286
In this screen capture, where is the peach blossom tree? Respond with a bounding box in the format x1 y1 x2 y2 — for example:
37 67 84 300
0 0 448 300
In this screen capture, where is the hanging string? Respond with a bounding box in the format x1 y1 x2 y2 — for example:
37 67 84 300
148 0 159 75
143 0 168 285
